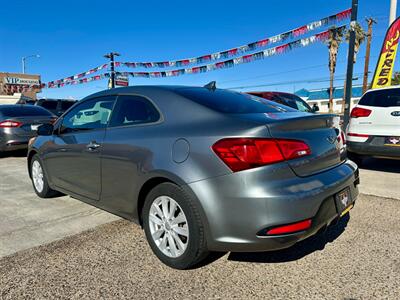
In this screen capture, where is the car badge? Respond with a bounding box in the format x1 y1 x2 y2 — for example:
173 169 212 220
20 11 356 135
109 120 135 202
391 111 400 117
327 135 337 144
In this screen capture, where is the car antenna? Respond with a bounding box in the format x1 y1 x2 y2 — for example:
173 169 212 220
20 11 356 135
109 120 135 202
204 81 217 91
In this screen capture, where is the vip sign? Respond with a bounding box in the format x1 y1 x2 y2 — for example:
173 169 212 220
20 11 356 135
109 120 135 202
3 77 40 86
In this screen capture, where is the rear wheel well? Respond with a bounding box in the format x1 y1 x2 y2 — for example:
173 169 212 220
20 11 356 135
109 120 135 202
137 177 174 226
27 150 37 178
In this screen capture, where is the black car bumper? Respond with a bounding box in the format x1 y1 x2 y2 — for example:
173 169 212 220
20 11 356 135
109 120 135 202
0 140 29 152
347 140 400 158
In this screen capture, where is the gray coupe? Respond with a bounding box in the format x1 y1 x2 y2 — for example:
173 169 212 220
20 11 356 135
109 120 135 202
27 85 359 269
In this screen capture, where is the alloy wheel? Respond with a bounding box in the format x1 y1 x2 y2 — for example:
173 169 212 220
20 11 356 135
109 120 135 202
32 160 44 193
148 196 189 258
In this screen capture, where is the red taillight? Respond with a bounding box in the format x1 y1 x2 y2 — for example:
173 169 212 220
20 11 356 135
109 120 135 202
212 138 311 172
0 120 22 128
266 219 312 235
348 133 369 138
350 107 372 118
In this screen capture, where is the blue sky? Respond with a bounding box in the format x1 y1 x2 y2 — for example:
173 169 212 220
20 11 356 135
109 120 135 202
0 0 393 99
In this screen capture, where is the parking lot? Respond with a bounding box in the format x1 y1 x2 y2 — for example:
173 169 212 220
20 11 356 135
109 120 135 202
1 153 400 299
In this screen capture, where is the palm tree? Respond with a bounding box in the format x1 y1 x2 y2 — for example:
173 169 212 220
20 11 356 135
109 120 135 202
345 22 367 63
392 72 400 85
326 26 345 113
341 23 367 112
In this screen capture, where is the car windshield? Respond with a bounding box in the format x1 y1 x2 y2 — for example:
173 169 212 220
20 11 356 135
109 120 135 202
0 106 53 117
177 88 296 114
359 89 400 107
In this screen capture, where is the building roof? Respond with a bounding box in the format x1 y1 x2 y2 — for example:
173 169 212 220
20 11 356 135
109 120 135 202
293 88 310 98
295 85 363 101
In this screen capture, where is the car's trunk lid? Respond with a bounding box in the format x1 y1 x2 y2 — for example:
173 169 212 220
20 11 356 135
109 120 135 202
11 116 54 137
233 112 342 177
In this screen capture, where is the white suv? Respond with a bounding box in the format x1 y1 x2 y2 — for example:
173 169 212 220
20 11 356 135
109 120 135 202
346 86 400 164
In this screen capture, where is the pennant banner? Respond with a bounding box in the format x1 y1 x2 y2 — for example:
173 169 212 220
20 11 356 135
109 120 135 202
119 8 351 69
114 27 345 79
47 73 107 89
42 8 351 89
46 63 109 86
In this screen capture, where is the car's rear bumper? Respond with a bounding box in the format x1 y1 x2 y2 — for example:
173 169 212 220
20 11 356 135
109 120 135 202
188 160 359 252
0 140 29 152
347 140 400 158
0 131 33 152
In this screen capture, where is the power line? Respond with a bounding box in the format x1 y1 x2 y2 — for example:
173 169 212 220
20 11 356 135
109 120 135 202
218 64 328 84
219 55 378 87
226 72 365 90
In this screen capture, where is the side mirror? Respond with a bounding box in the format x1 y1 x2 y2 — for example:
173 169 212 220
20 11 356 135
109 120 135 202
312 105 320 112
37 124 54 136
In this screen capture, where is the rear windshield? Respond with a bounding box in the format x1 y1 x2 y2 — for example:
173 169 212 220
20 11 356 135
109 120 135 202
61 101 76 110
359 89 400 107
176 88 296 114
0 106 53 117
40 101 58 110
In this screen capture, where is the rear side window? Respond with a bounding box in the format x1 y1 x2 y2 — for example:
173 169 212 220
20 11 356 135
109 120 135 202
177 88 295 114
359 89 400 107
40 101 58 110
0 106 53 117
109 95 160 127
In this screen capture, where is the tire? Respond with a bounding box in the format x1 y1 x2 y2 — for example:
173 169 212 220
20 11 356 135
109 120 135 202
347 152 363 167
30 154 60 198
142 182 209 269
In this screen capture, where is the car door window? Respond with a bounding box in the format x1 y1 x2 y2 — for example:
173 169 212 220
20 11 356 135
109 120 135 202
294 100 311 112
109 95 160 127
60 96 116 134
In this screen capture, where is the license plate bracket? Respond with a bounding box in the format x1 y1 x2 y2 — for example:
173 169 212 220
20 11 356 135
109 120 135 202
384 136 400 146
334 187 352 215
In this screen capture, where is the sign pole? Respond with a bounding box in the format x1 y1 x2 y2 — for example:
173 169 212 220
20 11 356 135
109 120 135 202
343 0 358 130
104 52 120 89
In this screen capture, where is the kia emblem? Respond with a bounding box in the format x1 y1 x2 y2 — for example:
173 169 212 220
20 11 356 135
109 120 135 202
391 111 400 117
327 135 337 144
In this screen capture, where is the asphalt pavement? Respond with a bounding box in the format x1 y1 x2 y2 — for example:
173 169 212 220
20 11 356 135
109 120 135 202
0 153 399 299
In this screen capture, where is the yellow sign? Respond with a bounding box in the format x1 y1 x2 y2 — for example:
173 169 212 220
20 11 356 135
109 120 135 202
372 18 400 89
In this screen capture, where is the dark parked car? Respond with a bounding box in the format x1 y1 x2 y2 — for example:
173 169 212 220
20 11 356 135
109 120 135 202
248 91 346 153
35 98 77 116
247 91 318 113
28 86 359 269
0 105 56 154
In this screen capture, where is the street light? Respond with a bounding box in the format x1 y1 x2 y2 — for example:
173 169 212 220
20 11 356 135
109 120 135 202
22 54 40 74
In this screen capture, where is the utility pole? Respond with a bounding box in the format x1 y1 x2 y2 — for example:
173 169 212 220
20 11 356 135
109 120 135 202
390 0 397 25
343 0 358 130
362 18 377 94
104 52 120 89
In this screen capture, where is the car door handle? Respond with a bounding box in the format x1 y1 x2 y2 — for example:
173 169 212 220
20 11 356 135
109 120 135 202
86 141 100 151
